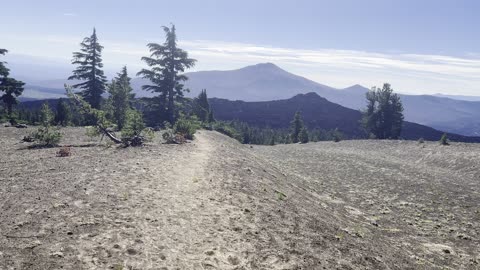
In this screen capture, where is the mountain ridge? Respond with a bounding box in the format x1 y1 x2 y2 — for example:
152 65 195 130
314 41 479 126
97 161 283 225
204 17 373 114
209 92 480 143
16 62 480 136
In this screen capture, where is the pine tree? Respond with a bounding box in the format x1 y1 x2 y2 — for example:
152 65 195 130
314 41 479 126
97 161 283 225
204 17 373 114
68 28 107 109
269 135 275 146
0 49 24 117
299 127 309 143
208 110 215 123
116 66 135 101
0 49 9 77
290 111 304 143
55 98 72 126
362 83 404 139
194 89 214 122
107 67 135 130
137 24 196 124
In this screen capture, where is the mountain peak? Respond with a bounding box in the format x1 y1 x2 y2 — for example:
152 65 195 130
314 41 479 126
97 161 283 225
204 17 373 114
343 84 368 91
241 62 283 72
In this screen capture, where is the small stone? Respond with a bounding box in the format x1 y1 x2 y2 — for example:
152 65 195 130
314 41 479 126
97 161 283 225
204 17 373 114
126 248 137 255
50 251 64 258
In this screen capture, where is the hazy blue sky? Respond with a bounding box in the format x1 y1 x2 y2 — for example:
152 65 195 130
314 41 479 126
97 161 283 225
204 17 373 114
1 0 480 95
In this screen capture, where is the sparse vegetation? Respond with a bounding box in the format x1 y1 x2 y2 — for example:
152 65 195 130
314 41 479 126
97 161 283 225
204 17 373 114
173 117 200 140
440 133 449 145
31 103 62 147
66 86 149 147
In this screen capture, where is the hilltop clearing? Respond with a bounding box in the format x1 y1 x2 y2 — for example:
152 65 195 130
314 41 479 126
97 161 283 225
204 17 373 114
0 127 479 269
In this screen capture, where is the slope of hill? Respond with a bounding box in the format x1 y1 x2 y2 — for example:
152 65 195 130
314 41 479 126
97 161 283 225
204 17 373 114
1 127 478 269
209 92 480 143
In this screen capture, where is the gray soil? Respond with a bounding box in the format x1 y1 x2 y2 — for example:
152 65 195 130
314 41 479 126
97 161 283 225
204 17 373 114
0 127 479 269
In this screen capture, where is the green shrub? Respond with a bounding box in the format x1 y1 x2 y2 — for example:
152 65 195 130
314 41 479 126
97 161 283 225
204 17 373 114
173 118 200 140
440 133 449 145
212 122 242 142
32 103 62 147
121 109 145 139
162 130 186 144
32 127 62 146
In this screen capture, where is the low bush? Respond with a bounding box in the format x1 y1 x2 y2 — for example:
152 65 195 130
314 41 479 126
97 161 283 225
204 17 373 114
162 130 187 144
173 118 200 140
211 122 243 142
31 103 62 147
120 110 154 147
32 127 62 147
440 133 449 145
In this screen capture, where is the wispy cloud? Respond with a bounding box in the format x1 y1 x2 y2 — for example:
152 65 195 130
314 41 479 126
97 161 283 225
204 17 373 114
3 34 480 95
177 40 480 82
62 13 77 17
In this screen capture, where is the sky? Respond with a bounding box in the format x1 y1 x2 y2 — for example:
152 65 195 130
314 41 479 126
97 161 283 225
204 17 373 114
1 0 480 96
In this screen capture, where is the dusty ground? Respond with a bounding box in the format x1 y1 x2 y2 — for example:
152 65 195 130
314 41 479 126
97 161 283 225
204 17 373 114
0 126 479 269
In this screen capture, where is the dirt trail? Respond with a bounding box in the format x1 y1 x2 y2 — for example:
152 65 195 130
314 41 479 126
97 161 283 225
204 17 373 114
0 129 259 269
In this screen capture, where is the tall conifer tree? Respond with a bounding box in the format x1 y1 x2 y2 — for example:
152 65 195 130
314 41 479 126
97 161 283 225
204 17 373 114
68 28 107 109
137 24 196 124
107 66 135 130
0 49 9 77
290 111 305 143
194 89 214 122
0 49 24 117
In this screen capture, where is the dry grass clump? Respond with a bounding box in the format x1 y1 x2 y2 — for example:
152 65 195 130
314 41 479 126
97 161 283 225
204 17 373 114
56 146 72 157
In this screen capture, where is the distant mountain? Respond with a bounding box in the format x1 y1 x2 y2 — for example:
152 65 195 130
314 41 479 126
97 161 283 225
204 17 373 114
179 63 480 136
209 92 480 143
19 63 480 136
433 93 480 102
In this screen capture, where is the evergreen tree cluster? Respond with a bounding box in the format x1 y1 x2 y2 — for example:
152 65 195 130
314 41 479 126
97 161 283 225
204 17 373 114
362 83 404 139
193 89 214 123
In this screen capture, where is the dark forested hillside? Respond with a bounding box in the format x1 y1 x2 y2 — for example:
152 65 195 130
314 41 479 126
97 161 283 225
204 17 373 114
19 93 480 143
209 93 480 143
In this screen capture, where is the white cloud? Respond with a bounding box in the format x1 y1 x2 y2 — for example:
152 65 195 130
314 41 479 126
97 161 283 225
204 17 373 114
3 34 480 96
63 13 77 17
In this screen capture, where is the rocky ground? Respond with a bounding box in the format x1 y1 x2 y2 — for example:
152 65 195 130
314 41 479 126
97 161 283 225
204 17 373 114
0 126 479 269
